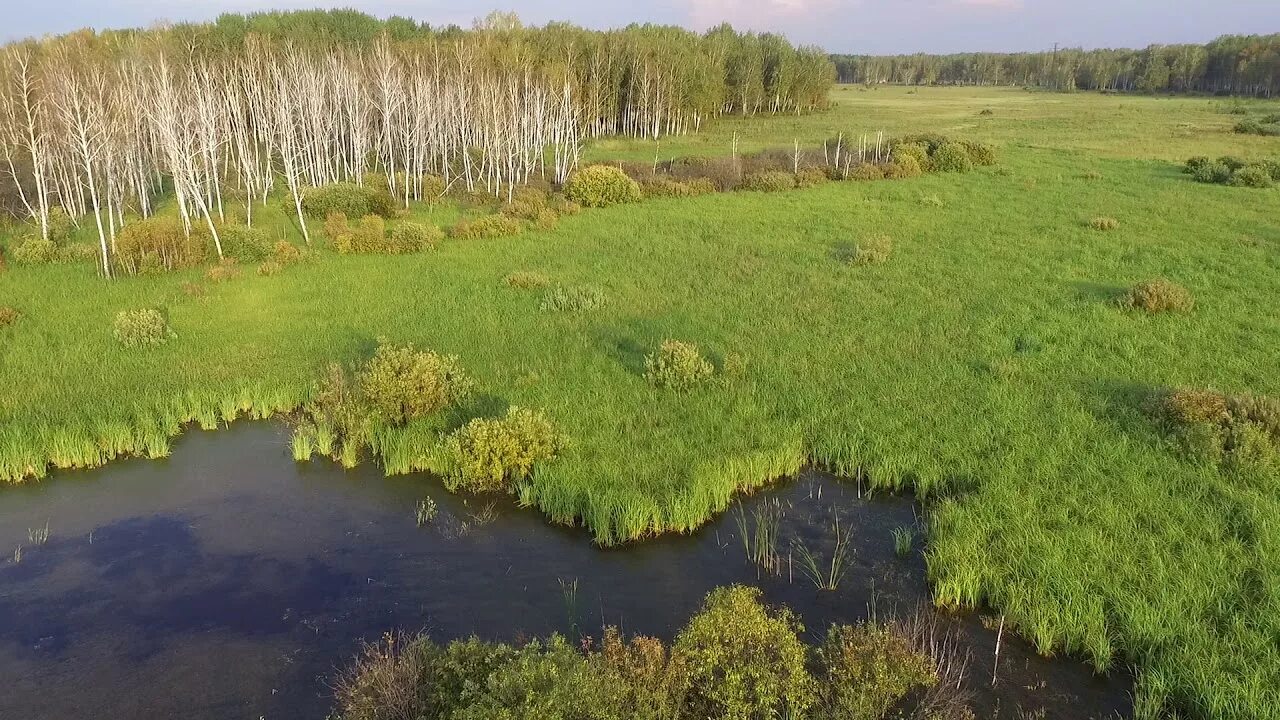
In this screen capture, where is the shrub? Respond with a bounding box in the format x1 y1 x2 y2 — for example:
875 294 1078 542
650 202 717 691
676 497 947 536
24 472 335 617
500 188 550 221
112 308 174 348
45 206 76 242
257 260 283 276
898 132 948 153
739 170 796 192
11 236 58 265
554 198 583 216
324 212 350 240
1218 156 1248 172
113 217 208 274
931 142 974 173
565 165 642 207
883 155 924 179
333 632 441 720
1230 165 1274 189
359 343 475 426
206 259 241 282
589 627 690 720
645 340 714 390
540 285 607 313
848 235 893 266
849 163 886 181
672 156 743 191
504 271 550 289
1153 388 1280 474
271 240 304 266
450 214 523 240
673 586 814 720
1121 278 1194 314
979 108 994 116
386 222 444 253
891 142 931 170
795 168 830 188
1260 160 1280 181
1089 217 1120 231
814 623 936 720
531 208 559 231
444 407 563 494
639 176 718 198
1235 119 1280 136
962 140 998 166
1184 156 1211 174
302 182 396 219
218 225 273 262
334 215 388 254
0 307 19 326
1192 161 1232 185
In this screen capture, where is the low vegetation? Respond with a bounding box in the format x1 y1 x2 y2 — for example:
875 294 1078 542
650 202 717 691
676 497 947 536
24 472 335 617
1120 278 1195 314
1153 388 1280 475
111 308 174 348
1186 155 1280 188
332 586 963 720
566 165 644 208
443 407 563 494
645 340 715 391
1089 217 1120 231
0 306 20 326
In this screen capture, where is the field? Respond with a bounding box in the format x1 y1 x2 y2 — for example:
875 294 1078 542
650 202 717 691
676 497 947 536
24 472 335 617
2 86 1279 718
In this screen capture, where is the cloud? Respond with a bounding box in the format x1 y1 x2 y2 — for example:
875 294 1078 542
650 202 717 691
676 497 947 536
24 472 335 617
684 0 845 31
948 0 1024 8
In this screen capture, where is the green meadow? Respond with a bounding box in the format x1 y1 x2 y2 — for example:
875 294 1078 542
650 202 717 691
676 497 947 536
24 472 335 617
2 86 1279 718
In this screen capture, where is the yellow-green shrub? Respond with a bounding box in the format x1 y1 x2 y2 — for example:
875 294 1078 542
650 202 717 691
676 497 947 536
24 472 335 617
0 307 20 326
739 171 796 192
931 142 974 173
673 586 814 720
112 308 174 348
113 217 208 274
333 215 387 254
450 214 523 240
849 163 886 181
891 142 931 170
504 271 551 289
219 224 274 262
1121 278 1194 314
814 623 935 720
444 407 563 494
385 222 443 253
565 165 642 207
884 155 924 179
848 235 892 266
302 182 396 219
645 340 714 390
358 343 475 425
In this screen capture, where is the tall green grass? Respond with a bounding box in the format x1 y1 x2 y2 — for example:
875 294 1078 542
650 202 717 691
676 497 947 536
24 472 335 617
1 87 1279 718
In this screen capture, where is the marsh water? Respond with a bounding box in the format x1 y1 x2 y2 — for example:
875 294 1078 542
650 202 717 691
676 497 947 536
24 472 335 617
0 422 1129 719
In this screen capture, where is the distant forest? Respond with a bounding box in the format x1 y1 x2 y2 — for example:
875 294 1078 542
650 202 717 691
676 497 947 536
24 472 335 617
832 35 1280 96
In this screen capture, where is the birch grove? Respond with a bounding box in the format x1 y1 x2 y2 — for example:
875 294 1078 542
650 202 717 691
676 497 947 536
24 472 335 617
0 17 834 275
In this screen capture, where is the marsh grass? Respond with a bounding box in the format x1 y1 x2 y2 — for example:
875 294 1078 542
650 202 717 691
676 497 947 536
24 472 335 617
892 526 914 558
794 512 855 591
3 85 1280 719
734 498 785 575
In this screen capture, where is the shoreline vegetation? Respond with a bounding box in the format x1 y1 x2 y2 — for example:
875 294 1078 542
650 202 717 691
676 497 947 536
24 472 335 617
3 9 1280 720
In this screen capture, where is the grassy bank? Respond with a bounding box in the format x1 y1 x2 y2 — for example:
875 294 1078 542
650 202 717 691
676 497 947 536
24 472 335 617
2 86 1280 718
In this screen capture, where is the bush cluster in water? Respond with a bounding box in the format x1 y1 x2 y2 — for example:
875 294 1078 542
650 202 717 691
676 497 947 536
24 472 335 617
1154 388 1280 476
333 585 965 720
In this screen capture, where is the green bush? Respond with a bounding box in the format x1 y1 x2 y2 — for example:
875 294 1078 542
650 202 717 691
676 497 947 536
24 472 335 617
333 632 442 720
302 182 396 219
639 177 719 198
645 339 714 390
739 171 796 192
589 627 690 719
1234 119 1280 136
1089 217 1120 231
814 623 936 720
1218 156 1248 172
11 236 59 265
565 165 642 207
324 212 349 240
114 217 208 274
962 140 998 166
1260 160 1280 181
271 240 305 266
385 222 444 253
849 163 886 181
897 132 948 153
112 308 174 348
931 142 974 173
848 235 893 266
673 586 814 720
444 407 563 494
1121 278 1194 314
359 343 475 425
891 142 931 170
334 215 387 254
1154 389 1280 475
1230 165 1274 189
540 285 607 313
883 155 924 179
1192 161 1232 185
450 214 523 240
1184 156 1211 174
795 168 830 188
219 225 274 262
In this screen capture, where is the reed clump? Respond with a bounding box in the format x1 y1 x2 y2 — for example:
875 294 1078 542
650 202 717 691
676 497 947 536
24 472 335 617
645 340 715 391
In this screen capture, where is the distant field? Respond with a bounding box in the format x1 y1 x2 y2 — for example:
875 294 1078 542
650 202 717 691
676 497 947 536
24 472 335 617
3 86 1280 719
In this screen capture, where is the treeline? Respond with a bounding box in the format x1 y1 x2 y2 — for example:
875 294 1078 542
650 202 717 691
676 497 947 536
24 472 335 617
0 10 834 276
833 34 1280 96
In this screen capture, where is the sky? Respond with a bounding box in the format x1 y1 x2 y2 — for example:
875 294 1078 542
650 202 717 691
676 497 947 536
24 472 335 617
1 0 1277 54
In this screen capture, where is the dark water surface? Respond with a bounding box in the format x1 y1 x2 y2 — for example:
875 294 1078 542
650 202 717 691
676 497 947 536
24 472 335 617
0 423 1130 719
